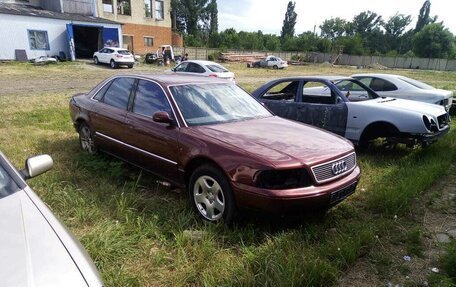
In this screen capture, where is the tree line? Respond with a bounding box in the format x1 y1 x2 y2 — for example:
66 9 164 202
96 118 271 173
171 0 456 59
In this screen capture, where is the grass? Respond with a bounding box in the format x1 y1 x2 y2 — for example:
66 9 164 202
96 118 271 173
1 61 456 286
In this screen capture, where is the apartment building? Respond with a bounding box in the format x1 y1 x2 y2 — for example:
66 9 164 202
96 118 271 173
96 0 183 54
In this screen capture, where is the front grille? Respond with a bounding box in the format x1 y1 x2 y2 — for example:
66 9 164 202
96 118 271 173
311 152 356 184
437 114 449 129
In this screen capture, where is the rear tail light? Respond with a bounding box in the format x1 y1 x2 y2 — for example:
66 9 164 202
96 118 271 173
208 74 218 78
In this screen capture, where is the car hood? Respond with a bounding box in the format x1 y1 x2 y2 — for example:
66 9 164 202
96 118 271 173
359 97 447 117
195 116 354 167
0 190 89 287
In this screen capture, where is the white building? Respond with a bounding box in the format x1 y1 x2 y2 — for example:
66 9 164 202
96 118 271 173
0 2 122 60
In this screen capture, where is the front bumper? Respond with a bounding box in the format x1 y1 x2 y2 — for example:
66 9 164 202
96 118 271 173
232 166 361 214
415 124 450 145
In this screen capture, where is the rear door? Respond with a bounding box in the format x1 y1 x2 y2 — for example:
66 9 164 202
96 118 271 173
91 77 136 157
124 79 180 182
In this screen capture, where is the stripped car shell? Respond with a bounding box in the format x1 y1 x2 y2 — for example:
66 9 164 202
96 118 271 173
69 75 360 223
252 76 450 147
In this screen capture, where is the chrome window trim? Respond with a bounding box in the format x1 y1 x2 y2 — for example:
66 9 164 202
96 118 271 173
90 75 181 128
95 132 178 165
310 152 357 184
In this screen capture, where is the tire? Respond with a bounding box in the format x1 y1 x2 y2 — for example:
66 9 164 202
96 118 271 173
273 65 279 69
78 123 97 154
128 64 134 69
93 57 99 65
110 60 117 69
188 164 236 224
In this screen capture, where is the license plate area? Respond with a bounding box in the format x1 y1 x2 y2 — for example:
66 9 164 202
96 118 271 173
329 182 357 205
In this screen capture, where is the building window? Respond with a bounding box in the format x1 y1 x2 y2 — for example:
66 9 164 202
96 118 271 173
144 0 152 18
117 0 131 15
155 0 164 19
28 30 50 50
102 0 113 13
144 37 154 47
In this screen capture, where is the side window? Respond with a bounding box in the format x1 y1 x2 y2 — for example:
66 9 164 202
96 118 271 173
93 80 113 101
260 81 299 101
102 77 135 110
132 80 172 117
302 81 336 104
186 63 205 73
370 78 398 92
358 77 372 87
174 62 187 72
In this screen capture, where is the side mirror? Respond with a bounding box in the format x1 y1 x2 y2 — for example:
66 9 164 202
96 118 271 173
171 68 175 72
22 154 53 180
153 111 174 125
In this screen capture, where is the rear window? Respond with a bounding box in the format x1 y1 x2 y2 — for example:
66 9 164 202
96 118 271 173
206 64 228 73
397 76 434 90
117 50 131 55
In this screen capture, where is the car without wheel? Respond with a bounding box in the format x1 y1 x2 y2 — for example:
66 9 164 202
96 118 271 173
93 47 134 69
351 73 453 111
252 76 450 148
0 152 103 287
170 60 235 82
69 75 361 223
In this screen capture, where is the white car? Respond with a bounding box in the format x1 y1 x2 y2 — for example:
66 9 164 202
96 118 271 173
252 55 288 69
0 152 103 287
252 76 450 148
351 74 453 111
93 47 134 69
170 60 235 82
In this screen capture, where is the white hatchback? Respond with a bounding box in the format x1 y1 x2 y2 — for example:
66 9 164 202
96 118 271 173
93 47 134 69
171 60 235 82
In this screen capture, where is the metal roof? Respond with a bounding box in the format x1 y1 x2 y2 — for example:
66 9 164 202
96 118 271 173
0 3 121 25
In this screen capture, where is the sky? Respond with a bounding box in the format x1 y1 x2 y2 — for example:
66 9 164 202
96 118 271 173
217 0 456 35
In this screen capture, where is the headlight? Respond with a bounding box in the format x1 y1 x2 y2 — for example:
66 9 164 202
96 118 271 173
422 115 438 132
255 169 312 189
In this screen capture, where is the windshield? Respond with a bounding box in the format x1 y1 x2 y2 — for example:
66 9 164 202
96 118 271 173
397 76 434 90
0 162 20 199
206 64 229 73
170 83 272 126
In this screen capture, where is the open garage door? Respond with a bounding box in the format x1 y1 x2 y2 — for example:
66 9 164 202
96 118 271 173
66 24 76 61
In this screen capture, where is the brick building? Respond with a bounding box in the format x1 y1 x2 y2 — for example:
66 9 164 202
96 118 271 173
96 0 183 54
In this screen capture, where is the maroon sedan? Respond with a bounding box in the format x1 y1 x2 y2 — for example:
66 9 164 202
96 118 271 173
69 74 360 223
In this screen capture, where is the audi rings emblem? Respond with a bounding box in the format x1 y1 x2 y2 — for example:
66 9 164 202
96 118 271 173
331 160 347 175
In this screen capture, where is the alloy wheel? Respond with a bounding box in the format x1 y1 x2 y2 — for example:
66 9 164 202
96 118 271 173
193 175 225 221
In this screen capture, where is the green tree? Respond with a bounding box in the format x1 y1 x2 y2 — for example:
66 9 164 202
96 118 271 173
415 0 431 32
382 13 412 53
171 0 216 36
412 23 454 58
280 1 297 41
320 17 348 40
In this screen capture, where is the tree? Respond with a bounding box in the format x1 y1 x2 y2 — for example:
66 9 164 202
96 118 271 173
383 13 412 52
413 23 454 58
171 0 216 36
320 17 348 40
351 11 383 35
415 0 431 32
280 1 297 41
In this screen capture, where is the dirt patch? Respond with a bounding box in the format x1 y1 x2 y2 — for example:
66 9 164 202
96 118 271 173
339 164 456 286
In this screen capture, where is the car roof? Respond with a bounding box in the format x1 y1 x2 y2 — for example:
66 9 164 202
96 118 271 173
183 60 224 66
266 75 354 82
352 73 402 79
105 47 129 51
112 73 233 85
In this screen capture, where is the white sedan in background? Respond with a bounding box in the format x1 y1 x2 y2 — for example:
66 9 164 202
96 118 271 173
170 60 235 82
351 73 453 111
0 152 103 287
93 47 134 69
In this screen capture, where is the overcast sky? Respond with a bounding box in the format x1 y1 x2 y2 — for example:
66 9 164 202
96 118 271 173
217 0 456 35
